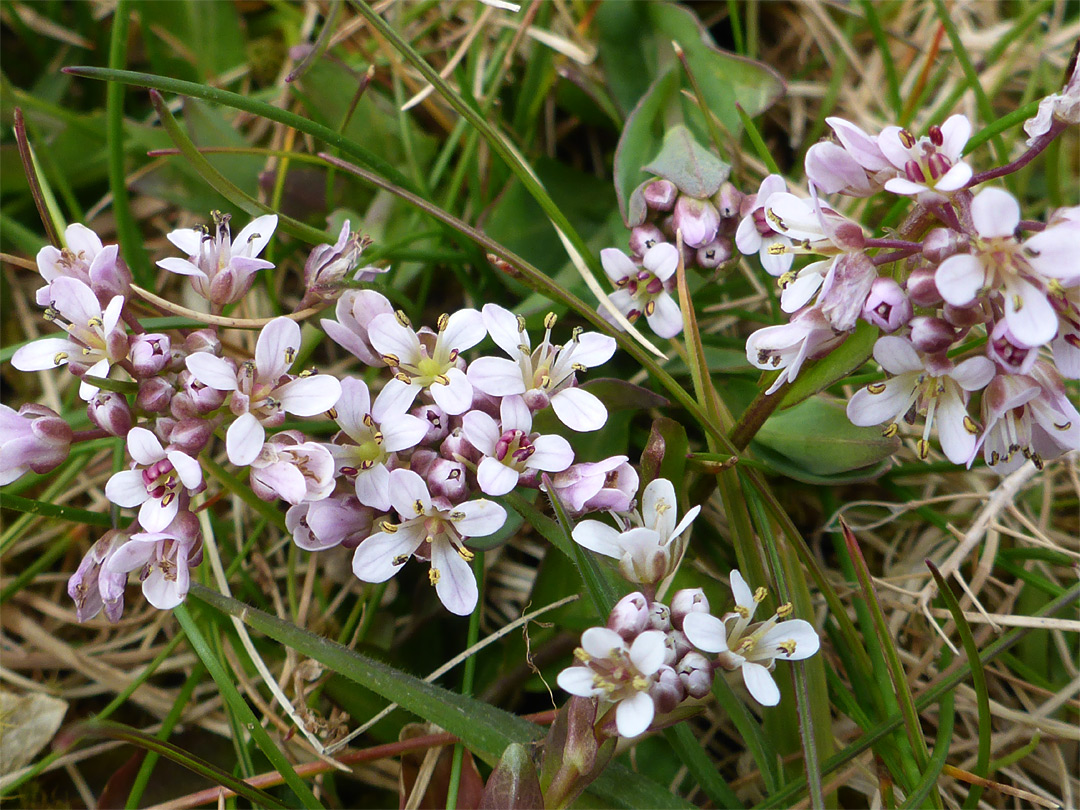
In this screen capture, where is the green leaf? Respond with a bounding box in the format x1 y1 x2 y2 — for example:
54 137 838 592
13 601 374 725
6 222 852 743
753 397 900 480
615 68 681 227
778 320 878 409
0 493 116 528
580 377 669 412
643 124 730 198
640 416 689 486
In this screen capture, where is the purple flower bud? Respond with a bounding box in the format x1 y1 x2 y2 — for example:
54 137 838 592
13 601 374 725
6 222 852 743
862 277 912 333
820 252 877 332
68 529 129 623
907 266 943 307
673 197 720 249
181 369 229 414
922 228 959 263
409 447 438 478
988 319 1038 374
427 457 468 502
137 377 175 413
649 601 672 632
714 181 745 219
676 652 713 699
943 302 990 329
669 628 694 661
411 404 449 445
670 588 710 630
184 329 221 356
299 221 373 310
643 179 678 212
87 391 132 437
130 333 172 377
649 665 686 714
629 223 667 258
0 404 73 484
440 428 481 465
909 316 957 354
607 591 650 640
169 418 213 456
696 238 732 269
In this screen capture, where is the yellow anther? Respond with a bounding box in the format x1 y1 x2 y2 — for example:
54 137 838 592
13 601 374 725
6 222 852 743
362 413 375 427
753 586 767 603
53 352 69 365
429 568 440 585
963 415 978 434
571 326 583 340
778 270 797 288
917 439 931 459
413 499 425 515
360 460 374 470
285 347 296 364
395 310 411 327
1012 294 1023 311
899 129 916 148
573 648 590 663
882 423 899 438
631 676 648 691
437 313 449 331
766 243 788 255
161 492 176 507
1055 421 1072 431
450 511 465 521
458 547 475 562
381 521 399 533
572 362 587 373
382 353 400 367
644 300 656 316
87 316 103 329
82 347 92 356
777 639 797 656
435 374 450 386
298 369 314 377
868 382 887 395
517 343 530 355
544 312 557 329
516 315 527 332
734 605 750 619
395 372 412 383
776 602 794 618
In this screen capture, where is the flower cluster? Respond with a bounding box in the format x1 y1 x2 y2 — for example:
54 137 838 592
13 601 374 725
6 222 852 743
557 475 820 738
736 113 1079 471
8 214 627 620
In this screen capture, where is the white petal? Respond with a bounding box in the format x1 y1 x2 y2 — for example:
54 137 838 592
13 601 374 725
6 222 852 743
185 353 238 391
645 292 683 339
429 368 473 415
759 236 794 276
780 265 827 313
729 569 755 611
106 537 156 573
352 527 424 582
379 413 430 453
642 243 679 281
476 457 520 496
939 114 972 158
734 215 762 255
951 356 996 391
481 303 527 357
581 626 626 658
934 161 972 192
971 188 1020 238
1004 280 1058 347
642 478 677 537
629 630 667 676
827 117 891 171
571 520 623 558
78 358 110 401
167 451 203 489
389 468 431 518
368 313 421 363
526 434 574 472
431 538 478 616
1023 225 1080 280
256 317 301 382
873 336 924 375
499 394 533 434
277 375 341 416
255 461 307 505
876 126 911 170
165 227 203 256
102 295 125 336
682 613 729 654
11 337 76 371
847 376 916 426
461 410 501 455
600 248 637 283
550 387 607 432
569 332 617 368
355 464 392 511
668 504 701 541
441 308 486 352
557 666 601 697
742 662 780 706
759 620 820 661
373 377 420 415
226 412 265 467
467 357 527 397
139 495 177 533
883 177 927 196
233 214 278 258
766 193 823 240
936 389 977 464
65 223 104 256
935 254 986 307
157 257 206 279
51 277 100 327
615 692 655 738
453 499 507 537
105 470 149 508
127 427 164 465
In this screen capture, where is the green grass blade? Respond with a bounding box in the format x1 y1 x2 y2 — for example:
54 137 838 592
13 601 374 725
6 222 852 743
664 724 744 809
735 104 780 175
899 667 955 810
0 493 116 528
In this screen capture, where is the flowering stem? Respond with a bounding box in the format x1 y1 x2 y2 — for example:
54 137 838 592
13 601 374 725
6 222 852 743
12 108 61 248
966 118 1067 187
871 247 921 267
729 386 785 450
72 428 110 443
863 238 924 251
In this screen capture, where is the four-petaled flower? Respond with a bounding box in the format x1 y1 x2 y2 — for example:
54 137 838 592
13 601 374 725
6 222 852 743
35 223 130 307
735 175 795 276
104 427 203 532
683 570 820 706
186 317 342 466
351 468 506 615
599 243 685 339
877 115 972 202
105 514 201 610
557 627 668 738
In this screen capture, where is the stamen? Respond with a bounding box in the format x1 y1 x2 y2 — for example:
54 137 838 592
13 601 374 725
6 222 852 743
437 313 449 331
395 310 411 328
392 553 409 566
381 353 400 367
516 315 526 333
734 605 750 619
868 382 887 395
963 415 979 434
776 602 793 618
381 521 399 533
753 586 767 603
429 568 440 585
285 347 296 364
53 352 69 365
544 312 557 329
413 499 425 515
882 423 899 438
777 640 797 657
917 438 931 459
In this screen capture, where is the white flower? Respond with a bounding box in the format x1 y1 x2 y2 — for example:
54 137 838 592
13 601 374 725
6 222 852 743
877 115 972 201
104 427 203 532
367 309 486 416
599 243 685 338
106 526 198 610
804 118 893 197
745 307 846 395
185 317 342 466
350 468 506 615
572 478 700 586
467 304 616 431
846 336 995 464
321 289 396 366
158 212 277 309
461 395 574 496
35 223 130 307
735 175 795 276
329 377 430 510
556 627 667 738
683 570 819 706
935 187 1079 347
543 455 639 514
1023 59 1080 145
249 431 336 505
12 277 129 401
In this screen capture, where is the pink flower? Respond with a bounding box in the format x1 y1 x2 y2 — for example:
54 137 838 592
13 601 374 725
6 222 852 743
0 403 72 485
249 431 336 505
599 243 685 339
804 117 893 197
877 115 972 201
544 455 639 514
185 317 342 466
846 336 995 464
468 305 615 431
35 223 130 307
350 468 506 615
68 530 129 623
105 512 202 610
158 213 277 309
287 496 378 552
745 307 846 395
321 289 395 366
735 175 794 276
104 427 203 532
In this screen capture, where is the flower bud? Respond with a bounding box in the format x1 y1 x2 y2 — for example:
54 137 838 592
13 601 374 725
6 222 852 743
676 652 713 699
649 665 686 714
696 238 732 269
922 228 958 263
181 369 228 414
409 447 438 478
629 223 667 258
427 457 468 502
88 391 132 437
943 302 989 329
184 329 221 356
670 588 710 630
862 277 912 333
440 428 481 465
137 377 175 413
299 221 373 309
411 404 449 445
673 197 720 249
68 529 129 623
479 742 543 810
909 316 957 354
169 418 214 456
907 266 943 307
669 628 693 661
988 319 1038 374
643 179 678 212
0 404 73 484
649 601 672 632
129 333 172 377
714 181 744 219
820 252 877 332
607 592 650 640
